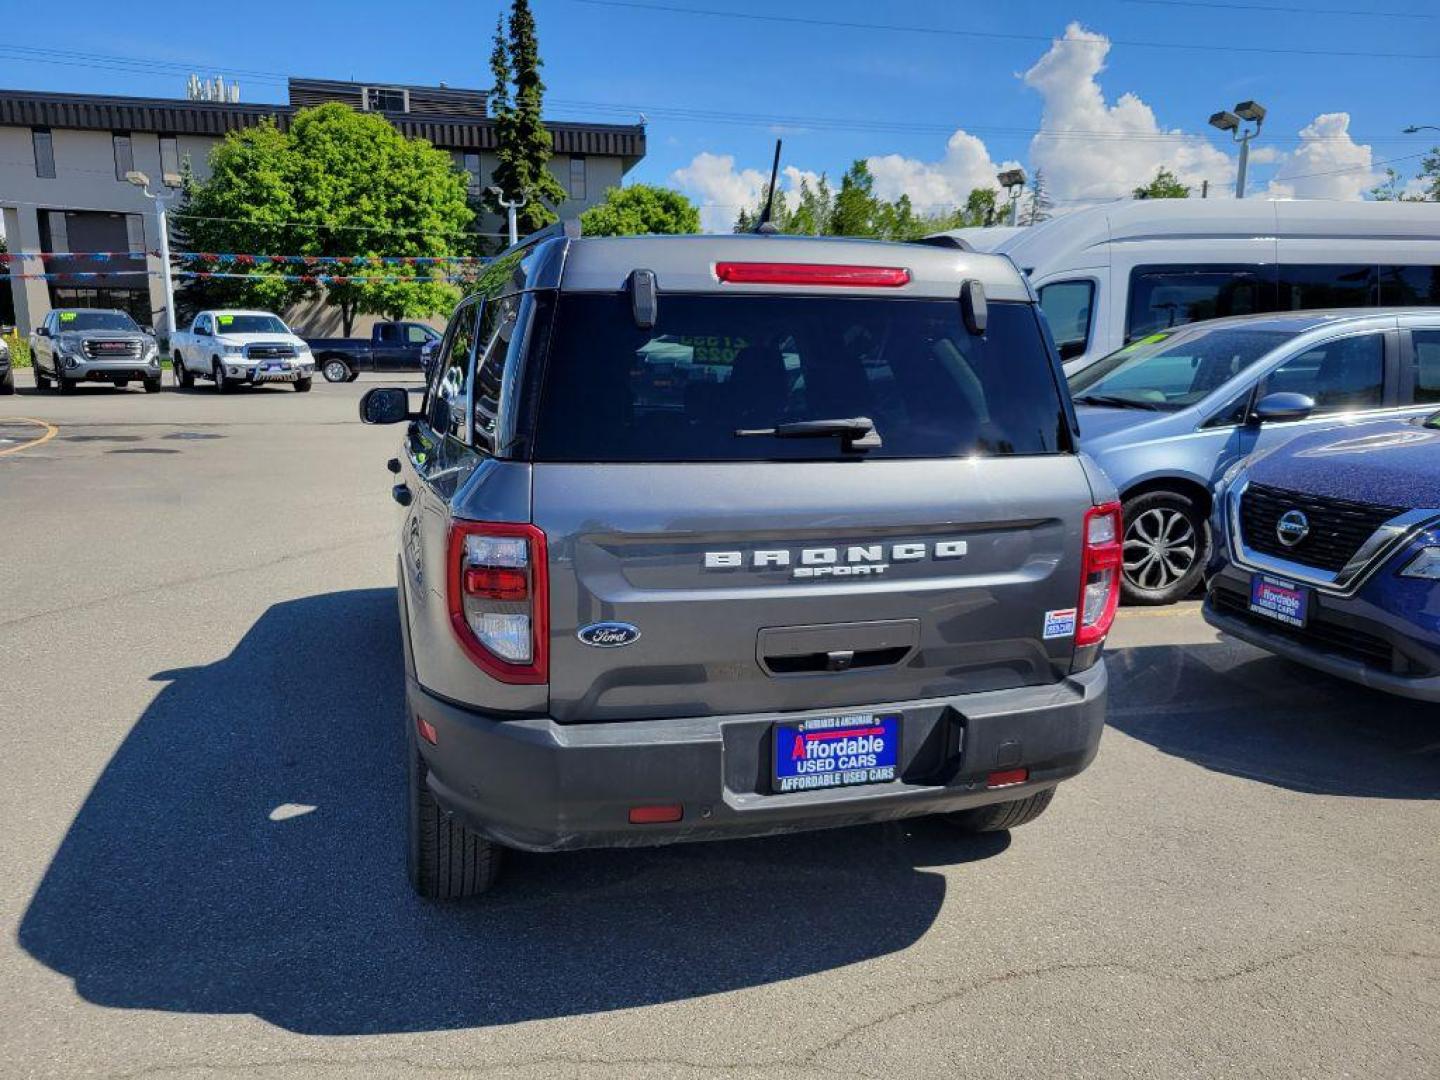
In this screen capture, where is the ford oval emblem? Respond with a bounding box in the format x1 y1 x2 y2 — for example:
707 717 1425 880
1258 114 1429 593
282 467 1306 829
577 621 642 648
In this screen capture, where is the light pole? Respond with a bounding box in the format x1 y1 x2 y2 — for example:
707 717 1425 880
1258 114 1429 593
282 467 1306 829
1209 100 1266 198
997 167 1027 227
489 186 527 247
126 169 181 339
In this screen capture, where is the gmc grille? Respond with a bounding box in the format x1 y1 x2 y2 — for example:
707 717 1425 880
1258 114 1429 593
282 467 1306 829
83 339 142 360
1240 483 1402 573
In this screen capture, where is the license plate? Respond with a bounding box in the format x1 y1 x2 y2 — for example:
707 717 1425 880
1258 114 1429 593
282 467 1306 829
772 712 900 793
265 362 289 371
1249 573 1309 628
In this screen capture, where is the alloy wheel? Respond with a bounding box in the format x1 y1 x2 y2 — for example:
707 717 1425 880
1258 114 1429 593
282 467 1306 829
1123 507 1198 592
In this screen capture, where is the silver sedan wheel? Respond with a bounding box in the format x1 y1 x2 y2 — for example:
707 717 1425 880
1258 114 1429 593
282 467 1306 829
1123 507 1198 592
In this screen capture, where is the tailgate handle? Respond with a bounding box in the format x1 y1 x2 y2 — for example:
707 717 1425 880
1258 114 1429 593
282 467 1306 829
758 619 919 677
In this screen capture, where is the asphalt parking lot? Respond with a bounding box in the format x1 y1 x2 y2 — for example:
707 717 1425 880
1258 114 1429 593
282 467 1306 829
1 371 1437 1080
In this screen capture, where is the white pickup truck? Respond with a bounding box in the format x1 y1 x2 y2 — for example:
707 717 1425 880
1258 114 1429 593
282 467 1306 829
170 310 316 392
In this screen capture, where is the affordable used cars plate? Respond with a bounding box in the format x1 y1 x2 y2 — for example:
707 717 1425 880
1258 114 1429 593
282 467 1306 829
1249 573 1309 628
773 712 900 793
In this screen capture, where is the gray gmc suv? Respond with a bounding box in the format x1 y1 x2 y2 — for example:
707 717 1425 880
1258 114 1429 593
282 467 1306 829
361 225 1119 897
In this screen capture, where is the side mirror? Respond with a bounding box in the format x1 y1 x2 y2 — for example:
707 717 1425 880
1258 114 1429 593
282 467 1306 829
1251 391 1316 424
196 326 211 337
359 386 414 425
34 326 49 338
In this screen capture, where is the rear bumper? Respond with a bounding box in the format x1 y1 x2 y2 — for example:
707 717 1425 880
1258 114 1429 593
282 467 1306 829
411 663 1108 852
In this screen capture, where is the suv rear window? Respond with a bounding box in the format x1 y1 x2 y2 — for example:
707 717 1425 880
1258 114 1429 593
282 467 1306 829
530 294 1069 462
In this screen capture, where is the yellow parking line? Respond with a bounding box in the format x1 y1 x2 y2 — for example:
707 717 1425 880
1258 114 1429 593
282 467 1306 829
0 416 59 457
1116 604 1204 619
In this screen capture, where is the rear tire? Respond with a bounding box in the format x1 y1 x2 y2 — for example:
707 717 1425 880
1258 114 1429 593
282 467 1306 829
144 376 162 393
115 380 130 388
34 366 51 392
941 787 1055 833
322 358 352 383
294 377 312 392
57 373 75 394
174 353 195 388
1120 489 1210 606
407 735 501 899
0 369 13 395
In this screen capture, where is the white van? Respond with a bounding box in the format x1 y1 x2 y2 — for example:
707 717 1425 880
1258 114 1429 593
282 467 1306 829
939 200 1440 372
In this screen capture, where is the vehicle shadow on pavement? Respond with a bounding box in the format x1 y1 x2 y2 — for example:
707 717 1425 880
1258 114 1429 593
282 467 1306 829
1105 637 1440 799
18 588 1003 1035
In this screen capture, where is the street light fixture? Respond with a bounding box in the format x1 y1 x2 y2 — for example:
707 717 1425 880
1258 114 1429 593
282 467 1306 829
126 170 180 340
997 167 1027 227
488 185 527 248
1209 99 1265 199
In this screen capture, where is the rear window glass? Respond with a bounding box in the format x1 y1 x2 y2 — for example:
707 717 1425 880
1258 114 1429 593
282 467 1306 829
531 294 1070 462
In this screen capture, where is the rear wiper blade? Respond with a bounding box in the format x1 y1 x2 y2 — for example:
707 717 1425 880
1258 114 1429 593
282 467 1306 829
735 416 883 452
1073 393 1165 411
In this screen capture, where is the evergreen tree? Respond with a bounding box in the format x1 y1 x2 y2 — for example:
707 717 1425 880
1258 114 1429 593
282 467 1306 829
489 0 567 237
829 160 880 237
1025 170 1053 224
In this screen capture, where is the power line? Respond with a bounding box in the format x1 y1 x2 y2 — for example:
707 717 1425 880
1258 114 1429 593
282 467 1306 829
546 99 1410 145
560 0 1440 60
1123 0 1437 19
0 42 1421 146
171 211 507 240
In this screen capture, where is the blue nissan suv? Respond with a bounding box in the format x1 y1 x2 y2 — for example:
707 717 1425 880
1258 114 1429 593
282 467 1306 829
1203 409 1440 702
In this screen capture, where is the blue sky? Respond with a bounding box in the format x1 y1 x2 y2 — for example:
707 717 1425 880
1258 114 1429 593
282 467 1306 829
4 0 1437 227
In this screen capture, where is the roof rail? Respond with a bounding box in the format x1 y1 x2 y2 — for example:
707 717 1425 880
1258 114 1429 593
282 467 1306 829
495 217 581 259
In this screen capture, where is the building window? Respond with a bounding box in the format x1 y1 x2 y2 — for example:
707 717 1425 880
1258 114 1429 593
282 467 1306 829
452 151 482 195
113 132 134 182
568 155 587 201
32 128 55 178
364 87 408 113
159 136 181 182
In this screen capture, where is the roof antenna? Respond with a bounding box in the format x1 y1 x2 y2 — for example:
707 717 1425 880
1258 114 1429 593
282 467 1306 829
755 139 782 235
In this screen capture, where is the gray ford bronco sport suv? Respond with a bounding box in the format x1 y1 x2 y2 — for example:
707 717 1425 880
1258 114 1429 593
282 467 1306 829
361 224 1118 898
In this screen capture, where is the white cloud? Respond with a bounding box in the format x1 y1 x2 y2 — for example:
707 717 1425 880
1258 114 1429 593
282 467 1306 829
670 155 824 231
1021 22 1234 202
865 130 1012 212
671 151 771 231
1266 113 1379 200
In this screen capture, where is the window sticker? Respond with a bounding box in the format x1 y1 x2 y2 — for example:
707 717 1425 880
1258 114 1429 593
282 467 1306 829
217 315 235 327
1043 608 1078 639
59 312 77 322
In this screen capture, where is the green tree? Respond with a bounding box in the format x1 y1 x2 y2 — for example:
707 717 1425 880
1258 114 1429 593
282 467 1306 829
178 104 473 335
1133 167 1191 200
829 160 881 237
1025 169 1053 224
489 0 568 237
580 184 701 235
1370 149 1440 202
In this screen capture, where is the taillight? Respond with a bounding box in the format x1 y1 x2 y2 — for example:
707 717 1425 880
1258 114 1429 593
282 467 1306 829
714 262 911 288
447 521 548 684
1076 502 1122 647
